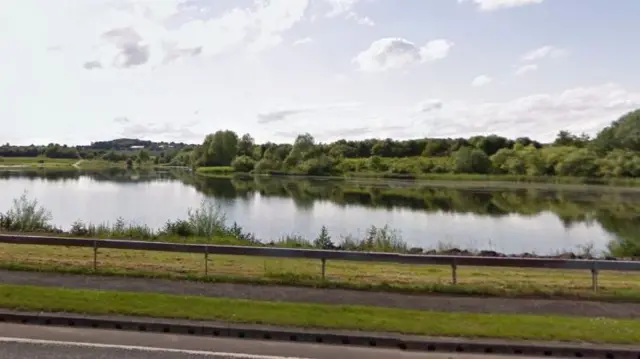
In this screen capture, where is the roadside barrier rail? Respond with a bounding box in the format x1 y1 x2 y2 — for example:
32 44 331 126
1 234 639 292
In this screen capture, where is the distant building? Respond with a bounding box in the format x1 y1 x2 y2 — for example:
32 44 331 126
130 145 145 150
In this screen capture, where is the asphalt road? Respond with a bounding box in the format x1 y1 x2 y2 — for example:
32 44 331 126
0 323 548 359
3 270 640 318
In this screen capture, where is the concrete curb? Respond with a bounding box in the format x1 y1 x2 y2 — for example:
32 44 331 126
0 310 637 358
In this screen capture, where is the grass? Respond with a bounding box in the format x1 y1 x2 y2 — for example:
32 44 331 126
0 157 77 168
0 157 127 170
1 283 639 344
2 242 640 301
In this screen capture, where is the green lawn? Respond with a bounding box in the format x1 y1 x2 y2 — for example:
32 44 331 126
1 283 638 344
0 157 77 168
0 157 153 170
2 243 640 301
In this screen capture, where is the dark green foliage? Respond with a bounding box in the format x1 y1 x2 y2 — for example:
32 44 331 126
454 147 491 174
593 109 640 153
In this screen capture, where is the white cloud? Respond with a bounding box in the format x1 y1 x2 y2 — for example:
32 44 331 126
346 12 375 26
415 83 640 141
471 75 493 87
28 0 313 70
168 0 310 56
292 37 313 46
324 0 374 26
521 45 568 62
459 0 544 11
514 64 538 75
2 0 639 147
353 38 453 72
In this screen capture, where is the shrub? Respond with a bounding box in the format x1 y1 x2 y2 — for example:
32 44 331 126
231 155 256 173
0 192 52 232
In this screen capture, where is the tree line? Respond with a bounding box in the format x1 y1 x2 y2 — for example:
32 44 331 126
185 109 640 178
2 109 639 178
0 138 194 165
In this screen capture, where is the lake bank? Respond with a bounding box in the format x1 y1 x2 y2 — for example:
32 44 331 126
196 165 640 187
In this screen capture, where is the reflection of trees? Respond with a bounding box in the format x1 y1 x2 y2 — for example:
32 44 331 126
0 168 179 184
596 211 640 256
190 177 640 255
4 170 640 255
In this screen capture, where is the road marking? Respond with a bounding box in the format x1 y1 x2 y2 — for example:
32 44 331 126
0 336 311 359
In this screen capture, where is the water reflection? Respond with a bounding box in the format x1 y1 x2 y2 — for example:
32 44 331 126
1 168 638 255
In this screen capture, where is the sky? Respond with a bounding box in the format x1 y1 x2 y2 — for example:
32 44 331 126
2 0 640 145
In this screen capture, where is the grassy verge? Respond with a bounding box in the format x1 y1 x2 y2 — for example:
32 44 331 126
2 243 640 301
1 283 638 344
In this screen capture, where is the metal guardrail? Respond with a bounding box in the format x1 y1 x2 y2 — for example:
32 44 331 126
1 234 639 292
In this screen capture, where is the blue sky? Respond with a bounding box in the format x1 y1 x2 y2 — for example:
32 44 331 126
1 0 639 145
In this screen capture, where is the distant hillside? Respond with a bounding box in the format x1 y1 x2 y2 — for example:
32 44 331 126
84 138 193 151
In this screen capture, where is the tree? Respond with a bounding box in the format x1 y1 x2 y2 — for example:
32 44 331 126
137 149 150 162
371 139 393 157
199 130 239 166
473 135 511 156
422 139 449 156
454 147 491 174
554 131 590 148
593 109 640 153
237 133 255 157
555 149 599 177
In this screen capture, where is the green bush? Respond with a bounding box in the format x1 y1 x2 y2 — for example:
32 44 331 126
231 155 256 173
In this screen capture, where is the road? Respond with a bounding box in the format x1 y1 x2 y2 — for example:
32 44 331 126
3 270 640 318
0 323 547 359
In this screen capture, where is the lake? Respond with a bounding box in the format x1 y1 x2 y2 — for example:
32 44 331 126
1 169 639 255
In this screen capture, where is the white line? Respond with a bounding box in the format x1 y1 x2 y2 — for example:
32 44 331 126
0 336 311 359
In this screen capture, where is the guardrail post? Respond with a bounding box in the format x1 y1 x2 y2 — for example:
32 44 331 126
451 260 458 285
92 240 98 272
591 266 599 292
321 258 326 280
204 246 209 276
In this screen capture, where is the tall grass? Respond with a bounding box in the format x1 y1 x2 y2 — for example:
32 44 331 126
0 194 413 253
337 225 407 253
186 199 227 237
0 192 53 232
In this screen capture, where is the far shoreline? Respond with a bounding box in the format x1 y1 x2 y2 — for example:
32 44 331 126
3 161 640 192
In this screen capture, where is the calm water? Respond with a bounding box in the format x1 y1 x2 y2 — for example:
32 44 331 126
1 169 639 255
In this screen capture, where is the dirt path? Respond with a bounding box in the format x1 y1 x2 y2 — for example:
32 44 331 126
3 270 640 319
72 159 84 169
